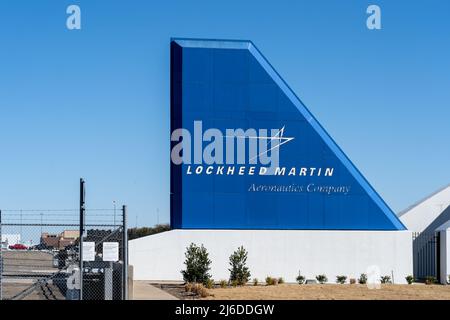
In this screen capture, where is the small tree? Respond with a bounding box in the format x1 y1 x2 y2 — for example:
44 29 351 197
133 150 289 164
380 275 392 284
229 246 251 285
358 273 368 284
316 274 328 284
425 276 437 285
296 272 306 285
181 243 211 285
336 275 347 284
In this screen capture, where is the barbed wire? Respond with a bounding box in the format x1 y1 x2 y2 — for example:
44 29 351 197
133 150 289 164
1 215 121 218
1 209 120 212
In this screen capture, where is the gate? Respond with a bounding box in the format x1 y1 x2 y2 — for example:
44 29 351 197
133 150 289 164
0 209 82 300
80 206 128 300
0 179 128 300
412 232 440 282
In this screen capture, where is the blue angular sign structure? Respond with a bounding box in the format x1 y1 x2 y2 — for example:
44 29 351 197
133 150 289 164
170 38 405 230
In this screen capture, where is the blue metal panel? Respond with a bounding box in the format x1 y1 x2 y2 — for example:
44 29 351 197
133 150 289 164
170 38 406 230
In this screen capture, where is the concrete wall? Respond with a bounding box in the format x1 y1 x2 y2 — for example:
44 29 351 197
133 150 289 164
129 229 413 284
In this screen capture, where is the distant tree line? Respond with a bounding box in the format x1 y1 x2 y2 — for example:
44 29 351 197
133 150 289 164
127 224 170 240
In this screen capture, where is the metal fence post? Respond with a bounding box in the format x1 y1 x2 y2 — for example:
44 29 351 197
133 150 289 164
79 178 85 300
122 205 128 300
436 232 441 283
0 209 3 301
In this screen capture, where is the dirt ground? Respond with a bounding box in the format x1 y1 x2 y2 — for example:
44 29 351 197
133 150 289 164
198 284 450 300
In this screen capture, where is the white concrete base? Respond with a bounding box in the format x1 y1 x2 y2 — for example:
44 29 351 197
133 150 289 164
129 229 413 284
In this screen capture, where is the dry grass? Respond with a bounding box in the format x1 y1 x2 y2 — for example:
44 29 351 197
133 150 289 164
203 284 450 300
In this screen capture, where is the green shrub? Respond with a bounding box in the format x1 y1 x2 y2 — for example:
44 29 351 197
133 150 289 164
229 246 251 286
219 280 227 288
405 275 414 285
278 277 284 284
358 273 368 284
253 278 259 286
316 274 328 284
296 272 305 285
205 278 214 289
336 275 347 284
425 276 437 285
265 276 278 286
181 243 212 285
231 279 239 288
380 275 392 284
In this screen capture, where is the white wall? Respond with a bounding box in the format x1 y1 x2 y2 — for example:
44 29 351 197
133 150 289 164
129 229 413 284
440 229 450 284
399 185 450 232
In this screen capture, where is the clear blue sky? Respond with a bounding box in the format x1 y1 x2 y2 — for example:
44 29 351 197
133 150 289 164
0 0 449 227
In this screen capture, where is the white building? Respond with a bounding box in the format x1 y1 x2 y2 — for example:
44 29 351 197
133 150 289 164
399 184 450 284
1 234 21 249
129 38 413 284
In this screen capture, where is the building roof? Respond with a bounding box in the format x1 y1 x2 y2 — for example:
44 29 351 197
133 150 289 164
398 184 450 232
398 183 450 217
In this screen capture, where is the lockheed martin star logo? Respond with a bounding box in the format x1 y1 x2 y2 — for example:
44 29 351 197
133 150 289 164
225 126 294 162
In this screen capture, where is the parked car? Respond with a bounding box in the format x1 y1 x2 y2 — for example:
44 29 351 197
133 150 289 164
64 244 79 254
31 243 52 251
9 243 28 250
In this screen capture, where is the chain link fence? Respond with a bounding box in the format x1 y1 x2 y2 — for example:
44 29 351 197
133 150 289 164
0 206 128 300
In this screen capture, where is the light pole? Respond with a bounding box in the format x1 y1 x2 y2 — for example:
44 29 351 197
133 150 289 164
20 210 23 244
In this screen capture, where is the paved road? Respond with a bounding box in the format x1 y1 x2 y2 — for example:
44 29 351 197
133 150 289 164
2 250 55 274
1 250 64 300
